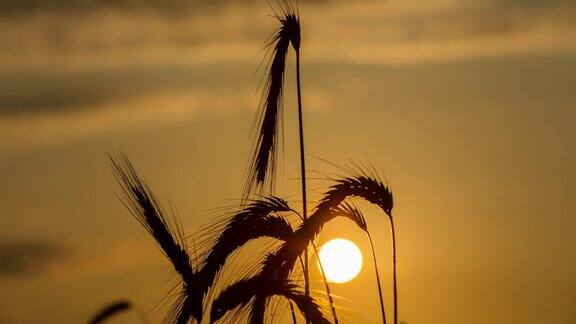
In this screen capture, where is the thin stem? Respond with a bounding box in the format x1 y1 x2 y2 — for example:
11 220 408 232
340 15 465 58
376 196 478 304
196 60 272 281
311 241 339 324
289 301 298 324
295 50 310 304
367 231 387 324
390 216 398 324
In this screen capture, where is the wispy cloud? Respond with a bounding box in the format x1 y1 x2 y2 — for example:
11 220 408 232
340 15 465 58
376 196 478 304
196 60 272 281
1 0 574 69
0 82 253 150
1 0 575 149
0 0 262 16
306 0 576 64
0 240 67 277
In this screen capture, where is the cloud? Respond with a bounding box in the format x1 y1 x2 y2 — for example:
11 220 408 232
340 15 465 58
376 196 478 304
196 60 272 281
0 240 67 277
0 0 254 16
0 0 330 18
304 0 576 64
0 86 113 117
0 238 166 280
0 64 248 115
0 64 256 150
0 0 574 71
0 0 575 149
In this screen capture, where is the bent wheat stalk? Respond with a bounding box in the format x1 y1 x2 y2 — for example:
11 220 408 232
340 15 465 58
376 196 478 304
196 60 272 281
110 153 200 323
320 169 399 324
190 197 296 317
213 172 394 323
339 203 387 324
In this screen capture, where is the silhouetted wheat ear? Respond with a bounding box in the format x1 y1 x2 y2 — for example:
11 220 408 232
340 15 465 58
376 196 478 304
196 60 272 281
193 197 294 308
335 202 367 231
244 3 301 199
89 300 131 324
317 175 394 217
210 275 329 324
319 170 397 324
322 165 398 324
339 202 387 324
109 153 201 323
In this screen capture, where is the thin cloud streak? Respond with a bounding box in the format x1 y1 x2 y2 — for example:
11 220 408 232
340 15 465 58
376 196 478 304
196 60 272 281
1 0 575 148
0 240 67 277
0 88 253 150
308 0 576 64
0 0 575 69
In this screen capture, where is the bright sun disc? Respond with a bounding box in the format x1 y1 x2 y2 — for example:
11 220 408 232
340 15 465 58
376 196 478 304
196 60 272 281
318 238 363 283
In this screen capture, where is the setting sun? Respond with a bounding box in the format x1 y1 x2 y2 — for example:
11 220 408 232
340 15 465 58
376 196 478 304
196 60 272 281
318 238 363 283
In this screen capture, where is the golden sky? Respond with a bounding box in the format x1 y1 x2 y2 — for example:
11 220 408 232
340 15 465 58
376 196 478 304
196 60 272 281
1 0 575 323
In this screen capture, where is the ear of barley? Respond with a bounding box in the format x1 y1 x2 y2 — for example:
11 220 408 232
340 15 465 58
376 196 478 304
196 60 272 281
109 153 201 323
320 165 398 324
244 3 301 199
194 197 294 305
317 175 394 217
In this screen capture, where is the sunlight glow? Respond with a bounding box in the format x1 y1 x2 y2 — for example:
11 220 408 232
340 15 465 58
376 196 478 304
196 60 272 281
318 238 363 283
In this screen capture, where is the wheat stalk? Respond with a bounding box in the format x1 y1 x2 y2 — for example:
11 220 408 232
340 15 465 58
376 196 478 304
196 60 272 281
319 167 398 324
245 2 301 198
338 202 387 324
244 1 320 320
110 153 201 323
193 197 294 313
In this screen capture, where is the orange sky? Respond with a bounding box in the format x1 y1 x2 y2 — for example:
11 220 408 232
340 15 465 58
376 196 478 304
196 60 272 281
1 1 575 323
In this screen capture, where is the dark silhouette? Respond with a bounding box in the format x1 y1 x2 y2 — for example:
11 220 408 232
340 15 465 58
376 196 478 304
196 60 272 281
88 300 131 324
106 152 396 323
210 274 329 324
244 2 300 198
340 202 387 324
210 166 394 322
110 154 201 323
243 2 315 318
100 1 401 323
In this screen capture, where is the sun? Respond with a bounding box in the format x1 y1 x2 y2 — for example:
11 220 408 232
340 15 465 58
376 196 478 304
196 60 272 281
318 238 363 283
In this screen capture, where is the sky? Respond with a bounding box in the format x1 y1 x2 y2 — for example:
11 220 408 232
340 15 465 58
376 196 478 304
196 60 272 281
1 0 575 323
